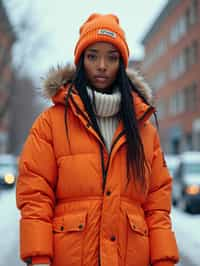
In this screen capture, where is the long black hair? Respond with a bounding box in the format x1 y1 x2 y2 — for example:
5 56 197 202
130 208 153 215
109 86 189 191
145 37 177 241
65 55 151 190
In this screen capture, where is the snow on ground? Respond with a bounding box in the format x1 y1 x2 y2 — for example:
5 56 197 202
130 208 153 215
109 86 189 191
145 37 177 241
172 207 200 266
0 188 23 265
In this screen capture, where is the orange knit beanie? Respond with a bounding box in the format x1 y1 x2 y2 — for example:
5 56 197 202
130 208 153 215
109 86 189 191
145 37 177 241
74 13 129 67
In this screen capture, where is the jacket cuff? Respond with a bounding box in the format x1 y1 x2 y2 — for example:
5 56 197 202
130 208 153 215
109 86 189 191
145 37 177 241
20 219 53 260
150 229 179 263
153 261 174 266
32 255 50 264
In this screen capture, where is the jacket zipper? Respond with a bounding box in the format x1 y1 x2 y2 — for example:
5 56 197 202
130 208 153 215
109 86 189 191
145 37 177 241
99 144 107 191
98 131 125 266
99 131 125 192
104 130 125 177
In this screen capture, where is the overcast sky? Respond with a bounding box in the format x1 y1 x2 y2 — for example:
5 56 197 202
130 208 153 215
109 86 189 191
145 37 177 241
4 0 168 77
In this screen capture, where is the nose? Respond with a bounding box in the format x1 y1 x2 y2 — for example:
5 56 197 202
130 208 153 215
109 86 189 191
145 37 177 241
97 57 106 71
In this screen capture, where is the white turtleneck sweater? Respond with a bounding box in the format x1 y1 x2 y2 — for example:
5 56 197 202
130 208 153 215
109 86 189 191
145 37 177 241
87 87 121 152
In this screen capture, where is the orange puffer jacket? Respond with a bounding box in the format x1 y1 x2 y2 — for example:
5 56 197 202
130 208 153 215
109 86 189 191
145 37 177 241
16 66 179 266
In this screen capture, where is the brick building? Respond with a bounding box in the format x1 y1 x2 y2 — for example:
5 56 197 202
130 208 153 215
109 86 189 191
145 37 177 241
0 0 16 152
141 0 200 154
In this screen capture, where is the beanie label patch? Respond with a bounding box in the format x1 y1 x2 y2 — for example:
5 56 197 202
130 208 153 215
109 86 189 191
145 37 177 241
98 29 116 38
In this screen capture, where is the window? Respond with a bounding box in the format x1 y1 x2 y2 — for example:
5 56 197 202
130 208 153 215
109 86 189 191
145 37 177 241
190 40 198 65
183 47 190 70
190 0 198 25
170 53 186 80
189 83 197 111
170 58 178 79
169 94 177 115
169 90 185 116
170 16 187 44
179 16 187 36
157 100 167 119
179 53 186 74
176 91 185 114
182 41 198 71
185 7 191 29
143 39 167 70
151 71 167 91
156 39 167 57
185 0 198 30
184 83 197 111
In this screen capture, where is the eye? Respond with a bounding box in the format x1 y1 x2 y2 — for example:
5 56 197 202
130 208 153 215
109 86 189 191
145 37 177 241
108 54 119 62
87 53 97 61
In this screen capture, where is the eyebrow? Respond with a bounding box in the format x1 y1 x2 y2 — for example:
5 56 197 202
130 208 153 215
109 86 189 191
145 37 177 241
86 48 119 54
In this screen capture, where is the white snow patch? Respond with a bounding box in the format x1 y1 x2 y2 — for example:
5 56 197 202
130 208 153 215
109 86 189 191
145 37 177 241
0 188 22 265
172 207 200 266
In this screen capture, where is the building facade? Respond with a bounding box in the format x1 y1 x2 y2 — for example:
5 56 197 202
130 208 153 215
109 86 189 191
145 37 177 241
141 0 200 154
0 0 16 153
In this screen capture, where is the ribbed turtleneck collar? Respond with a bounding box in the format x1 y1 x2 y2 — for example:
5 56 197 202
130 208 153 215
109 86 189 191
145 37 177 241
87 87 121 117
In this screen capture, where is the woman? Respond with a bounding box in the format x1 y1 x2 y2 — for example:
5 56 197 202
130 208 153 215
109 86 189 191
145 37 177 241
16 13 179 266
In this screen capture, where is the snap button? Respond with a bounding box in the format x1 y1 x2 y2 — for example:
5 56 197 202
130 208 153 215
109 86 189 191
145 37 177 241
78 224 84 230
110 235 116 242
60 226 64 231
106 190 111 196
132 224 136 229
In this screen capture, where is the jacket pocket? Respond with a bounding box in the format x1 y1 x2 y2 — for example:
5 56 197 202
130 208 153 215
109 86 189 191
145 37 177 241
52 210 87 266
53 211 87 233
127 211 148 237
125 210 149 266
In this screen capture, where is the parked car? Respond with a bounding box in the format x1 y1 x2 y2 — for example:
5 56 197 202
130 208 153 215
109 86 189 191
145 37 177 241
174 151 200 213
165 154 180 206
0 154 18 188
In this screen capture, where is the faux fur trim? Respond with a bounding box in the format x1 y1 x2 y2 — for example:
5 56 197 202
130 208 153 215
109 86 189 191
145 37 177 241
42 64 153 104
126 68 152 104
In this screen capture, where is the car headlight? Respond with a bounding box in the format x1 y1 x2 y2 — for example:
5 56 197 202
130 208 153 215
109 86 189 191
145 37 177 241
185 185 200 195
4 173 15 184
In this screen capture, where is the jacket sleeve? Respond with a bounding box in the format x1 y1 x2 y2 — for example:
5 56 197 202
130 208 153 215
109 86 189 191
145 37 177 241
142 128 179 265
16 109 57 262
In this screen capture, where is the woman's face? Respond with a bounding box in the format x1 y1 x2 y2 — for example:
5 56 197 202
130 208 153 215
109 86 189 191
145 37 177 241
84 42 120 92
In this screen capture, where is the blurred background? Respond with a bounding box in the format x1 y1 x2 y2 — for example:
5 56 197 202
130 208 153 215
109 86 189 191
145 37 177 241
0 0 199 265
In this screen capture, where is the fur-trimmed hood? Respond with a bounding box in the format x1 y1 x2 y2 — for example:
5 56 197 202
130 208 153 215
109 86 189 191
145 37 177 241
41 64 153 106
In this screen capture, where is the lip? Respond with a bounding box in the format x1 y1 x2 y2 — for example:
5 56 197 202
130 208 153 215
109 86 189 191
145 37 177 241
94 75 108 82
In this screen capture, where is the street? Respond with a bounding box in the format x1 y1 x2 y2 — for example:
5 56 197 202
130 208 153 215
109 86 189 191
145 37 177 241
0 187 199 266
0 187 23 266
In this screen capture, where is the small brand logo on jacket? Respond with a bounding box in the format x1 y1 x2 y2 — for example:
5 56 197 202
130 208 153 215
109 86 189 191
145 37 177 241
98 29 116 38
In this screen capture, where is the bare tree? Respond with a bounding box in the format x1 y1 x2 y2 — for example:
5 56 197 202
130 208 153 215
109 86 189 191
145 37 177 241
2 0 47 154
0 0 16 122
3 0 47 75
7 75 46 154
